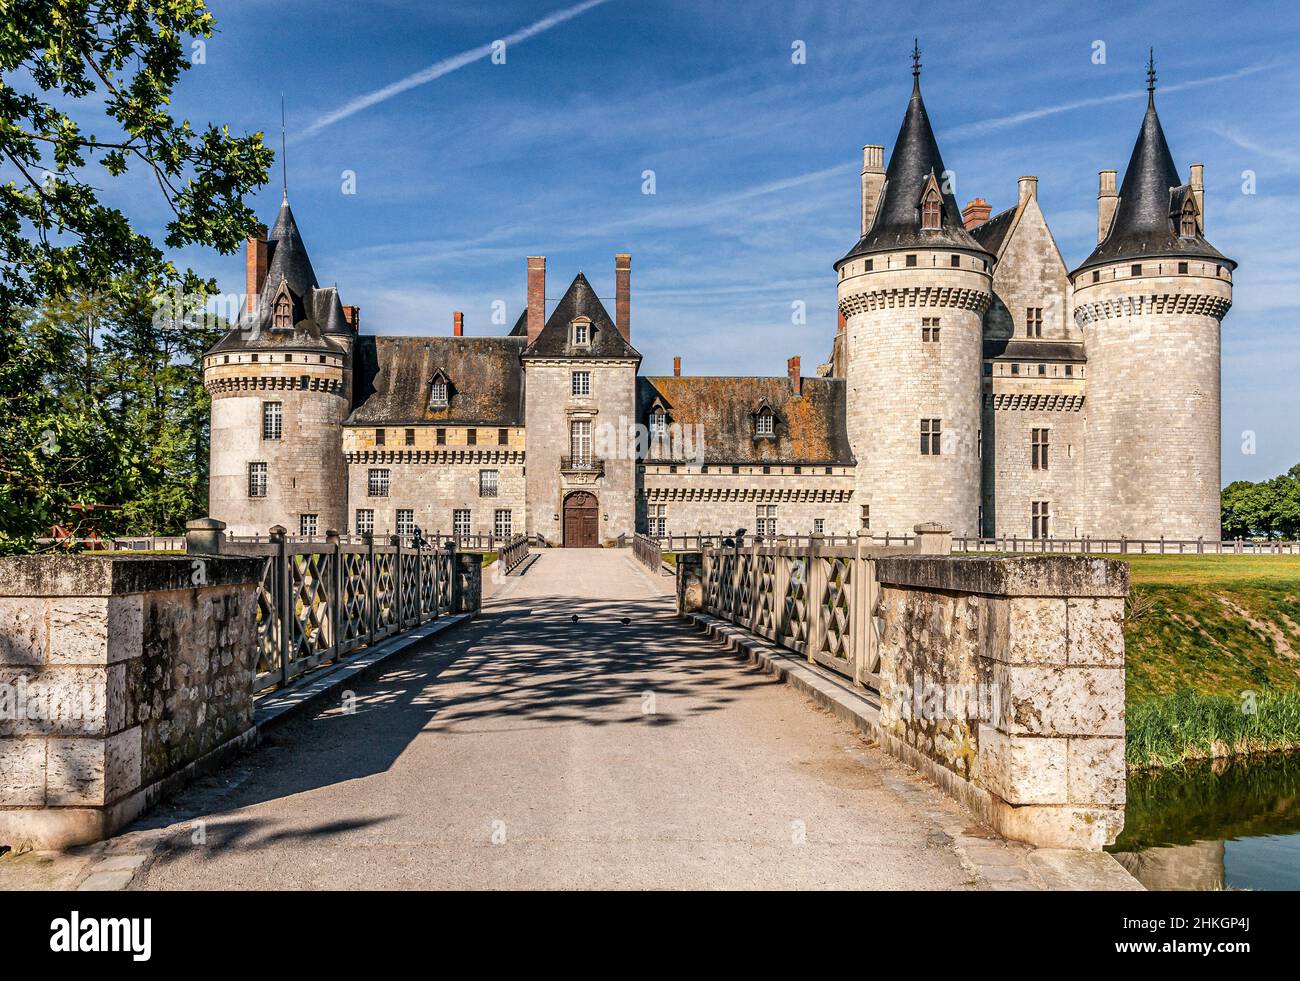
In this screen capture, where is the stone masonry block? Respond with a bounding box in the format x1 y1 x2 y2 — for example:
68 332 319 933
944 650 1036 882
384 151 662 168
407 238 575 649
46 737 106 806
1067 736 1126 806
106 595 144 664
47 598 110 665
105 726 143 802
981 597 1067 665
1067 598 1125 666
0 598 47 666
991 662 1124 737
0 738 46 805
977 723 1067 805
0 666 107 737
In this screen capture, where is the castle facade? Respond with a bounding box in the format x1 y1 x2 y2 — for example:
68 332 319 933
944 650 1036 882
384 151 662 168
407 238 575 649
205 62 1234 544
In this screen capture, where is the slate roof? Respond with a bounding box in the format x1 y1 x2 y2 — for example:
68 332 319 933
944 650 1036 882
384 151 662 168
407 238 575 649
837 73 991 267
968 205 1017 257
983 337 1087 363
636 376 853 465
347 335 525 426
1074 90 1233 274
522 272 640 360
208 197 350 356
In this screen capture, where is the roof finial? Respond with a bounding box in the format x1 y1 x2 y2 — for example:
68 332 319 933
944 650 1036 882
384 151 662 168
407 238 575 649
280 93 288 203
1146 47 1156 101
912 38 922 89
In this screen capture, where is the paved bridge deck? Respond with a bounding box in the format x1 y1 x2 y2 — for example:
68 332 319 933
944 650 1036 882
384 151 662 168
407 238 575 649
5 548 1117 891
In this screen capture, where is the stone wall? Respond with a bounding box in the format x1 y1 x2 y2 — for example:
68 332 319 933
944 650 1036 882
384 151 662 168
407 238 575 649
0 555 261 850
639 465 856 536
874 554 1128 849
344 453 525 539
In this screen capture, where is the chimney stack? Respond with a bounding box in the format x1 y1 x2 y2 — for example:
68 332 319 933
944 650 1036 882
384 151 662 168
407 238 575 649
673 356 681 377
787 355 801 398
962 198 992 230
342 305 360 332
861 145 886 235
1097 170 1118 242
453 310 463 337
245 225 268 313
1018 175 1038 204
1190 163 1205 230
527 256 546 344
615 253 631 340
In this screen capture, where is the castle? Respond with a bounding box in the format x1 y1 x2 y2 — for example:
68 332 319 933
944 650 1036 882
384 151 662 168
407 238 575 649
204 56 1234 545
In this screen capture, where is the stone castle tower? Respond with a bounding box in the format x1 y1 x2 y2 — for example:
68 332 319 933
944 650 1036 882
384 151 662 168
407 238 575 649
836 51 991 538
203 196 355 536
1070 61 1234 539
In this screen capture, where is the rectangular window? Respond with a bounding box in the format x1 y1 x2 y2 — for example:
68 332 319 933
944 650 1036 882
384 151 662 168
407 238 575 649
921 418 942 455
905 254 917 267
436 428 446 446
1178 261 1189 274
248 461 267 497
1131 264 1142 277
368 468 390 497
405 428 416 447
466 428 477 446
1026 307 1043 337
921 317 940 343
1031 501 1051 539
570 420 592 465
453 509 471 538
813 518 825 534
299 514 318 537
573 323 588 345
1011 363 1021 375
756 412 775 436
355 509 374 536
430 381 448 407
860 505 870 530
479 469 499 498
755 505 778 539
375 428 386 446
498 428 509 446
950 254 960 268
396 509 414 537
865 259 873 271
1038 363 1047 376
1031 428 1050 471
1092 270 1100 283
648 504 667 537
494 509 512 540
571 371 591 396
262 402 282 441
1065 364 1074 377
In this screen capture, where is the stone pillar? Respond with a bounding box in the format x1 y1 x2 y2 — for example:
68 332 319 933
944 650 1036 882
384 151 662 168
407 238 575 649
185 516 227 555
873 554 1129 850
913 521 952 555
0 555 261 851
452 551 482 615
675 552 704 614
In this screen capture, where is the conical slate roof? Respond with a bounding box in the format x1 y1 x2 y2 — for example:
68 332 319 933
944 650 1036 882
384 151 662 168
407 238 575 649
837 66 989 266
1074 80 1233 274
522 272 640 360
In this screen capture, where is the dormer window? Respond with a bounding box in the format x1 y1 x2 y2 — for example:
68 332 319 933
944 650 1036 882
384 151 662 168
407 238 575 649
571 317 592 348
428 369 451 410
1179 199 1199 238
755 409 775 437
272 291 292 329
650 408 667 436
922 187 942 230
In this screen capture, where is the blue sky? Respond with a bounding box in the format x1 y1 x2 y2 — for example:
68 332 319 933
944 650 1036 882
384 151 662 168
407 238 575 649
133 1 1300 481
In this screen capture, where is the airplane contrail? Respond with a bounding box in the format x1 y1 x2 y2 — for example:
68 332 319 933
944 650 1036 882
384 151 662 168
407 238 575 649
297 0 613 140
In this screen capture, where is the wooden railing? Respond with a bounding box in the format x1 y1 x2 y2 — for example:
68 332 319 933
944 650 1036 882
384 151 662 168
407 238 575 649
632 533 664 574
499 534 530 574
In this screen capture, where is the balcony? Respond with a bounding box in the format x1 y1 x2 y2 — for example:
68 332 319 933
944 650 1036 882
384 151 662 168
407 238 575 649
560 456 604 482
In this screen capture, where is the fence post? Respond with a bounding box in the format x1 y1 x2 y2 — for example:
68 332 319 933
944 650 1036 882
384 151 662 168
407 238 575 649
271 525 290 688
806 533 825 663
327 528 341 662
729 534 744 625
448 538 461 613
391 536 403 630
365 531 376 649
852 528 870 687
747 535 760 628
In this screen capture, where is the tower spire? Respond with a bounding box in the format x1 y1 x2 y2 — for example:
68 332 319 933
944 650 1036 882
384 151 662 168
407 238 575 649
1146 47 1156 103
912 38 921 92
280 93 288 202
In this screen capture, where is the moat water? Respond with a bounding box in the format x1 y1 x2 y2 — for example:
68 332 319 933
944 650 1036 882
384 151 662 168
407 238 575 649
1108 752 1300 890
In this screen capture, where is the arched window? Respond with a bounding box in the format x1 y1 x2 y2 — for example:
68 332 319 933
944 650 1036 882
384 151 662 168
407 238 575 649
1180 201 1198 237
921 188 942 230
273 293 292 329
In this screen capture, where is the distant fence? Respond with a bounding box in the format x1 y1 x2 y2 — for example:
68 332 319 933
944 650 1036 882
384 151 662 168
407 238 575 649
499 534 530 574
654 532 1300 556
190 521 479 693
632 533 664 574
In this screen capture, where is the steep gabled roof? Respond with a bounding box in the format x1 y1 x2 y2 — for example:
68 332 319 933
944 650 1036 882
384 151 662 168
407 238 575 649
522 272 640 360
968 205 1017 257
837 64 990 266
1074 80 1233 274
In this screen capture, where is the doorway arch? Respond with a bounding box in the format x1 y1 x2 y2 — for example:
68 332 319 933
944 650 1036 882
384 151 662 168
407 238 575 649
563 491 599 548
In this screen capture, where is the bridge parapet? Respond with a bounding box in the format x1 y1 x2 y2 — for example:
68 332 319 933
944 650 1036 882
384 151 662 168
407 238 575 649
679 530 1129 850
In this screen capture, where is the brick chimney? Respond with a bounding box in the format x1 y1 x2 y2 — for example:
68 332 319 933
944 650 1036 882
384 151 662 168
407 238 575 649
787 355 801 397
245 225 268 312
615 253 631 340
453 310 463 337
342 305 360 332
962 198 992 230
673 356 681 377
527 256 546 344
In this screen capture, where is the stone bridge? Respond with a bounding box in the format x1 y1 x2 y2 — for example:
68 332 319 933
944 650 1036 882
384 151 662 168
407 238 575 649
0 538 1138 890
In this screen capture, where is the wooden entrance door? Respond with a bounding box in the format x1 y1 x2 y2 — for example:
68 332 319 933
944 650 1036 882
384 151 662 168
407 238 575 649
563 491 599 548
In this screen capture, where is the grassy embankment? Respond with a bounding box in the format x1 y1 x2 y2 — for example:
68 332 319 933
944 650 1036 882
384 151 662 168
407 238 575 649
1118 555 1300 768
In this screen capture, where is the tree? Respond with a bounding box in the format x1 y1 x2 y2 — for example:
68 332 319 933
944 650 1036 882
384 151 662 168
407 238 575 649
0 1 270 550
